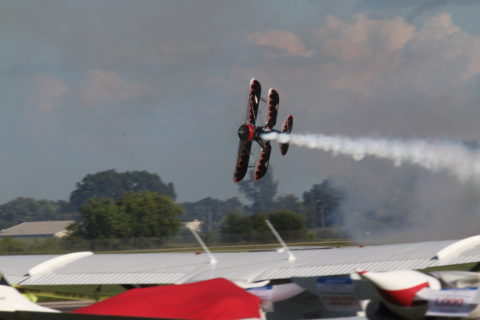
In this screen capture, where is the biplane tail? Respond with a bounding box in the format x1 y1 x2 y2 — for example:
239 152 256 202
279 115 293 156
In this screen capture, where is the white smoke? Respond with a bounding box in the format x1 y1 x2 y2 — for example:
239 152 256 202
263 132 480 183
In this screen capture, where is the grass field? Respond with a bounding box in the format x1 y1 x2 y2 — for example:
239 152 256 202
17 284 127 302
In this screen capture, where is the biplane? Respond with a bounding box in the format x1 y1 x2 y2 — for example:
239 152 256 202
233 78 293 182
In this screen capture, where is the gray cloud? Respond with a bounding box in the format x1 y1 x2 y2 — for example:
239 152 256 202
246 29 314 58
81 69 154 107
29 74 71 112
405 0 449 23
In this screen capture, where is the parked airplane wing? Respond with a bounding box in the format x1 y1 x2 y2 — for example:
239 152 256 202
3 235 480 287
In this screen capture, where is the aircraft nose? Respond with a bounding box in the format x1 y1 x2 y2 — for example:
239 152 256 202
238 125 248 140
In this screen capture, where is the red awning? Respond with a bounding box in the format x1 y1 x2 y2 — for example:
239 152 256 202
74 278 261 320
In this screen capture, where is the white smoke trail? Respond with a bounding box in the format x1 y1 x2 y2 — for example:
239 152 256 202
263 132 480 182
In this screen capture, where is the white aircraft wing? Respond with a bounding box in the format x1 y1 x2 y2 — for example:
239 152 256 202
3 235 480 286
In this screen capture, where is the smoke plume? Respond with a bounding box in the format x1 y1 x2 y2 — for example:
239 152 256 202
263 132 480 183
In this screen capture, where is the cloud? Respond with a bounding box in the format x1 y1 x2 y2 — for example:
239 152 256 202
29 70 155 112
313 14 415 94
405 0 449 22
311 12 480 95
81 69 153 107
246 29 314 58
29 74 71 112
316 15 414 62
411 13 480 82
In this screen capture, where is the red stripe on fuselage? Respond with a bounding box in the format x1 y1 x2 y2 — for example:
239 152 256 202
378 282 429 307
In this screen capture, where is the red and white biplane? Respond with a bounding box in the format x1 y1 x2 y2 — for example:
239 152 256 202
233 78 293 182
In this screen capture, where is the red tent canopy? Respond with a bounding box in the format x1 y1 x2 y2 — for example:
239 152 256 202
74 278 261 320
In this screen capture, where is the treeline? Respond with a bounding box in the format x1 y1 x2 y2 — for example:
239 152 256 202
182 171 344 240
0 169 176 229
0 169 346 246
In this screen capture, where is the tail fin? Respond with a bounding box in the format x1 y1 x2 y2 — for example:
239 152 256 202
279 115 293 156
0 272 9 286
0 272 58 313
0 284 59 313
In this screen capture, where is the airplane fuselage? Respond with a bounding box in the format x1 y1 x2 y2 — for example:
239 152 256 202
238 122 278 151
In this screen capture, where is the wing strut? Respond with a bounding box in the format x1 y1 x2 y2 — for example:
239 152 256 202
265 220 296 262
186 223 218 265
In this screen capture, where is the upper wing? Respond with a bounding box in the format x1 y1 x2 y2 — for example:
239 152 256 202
265 88 279 129
233 140 252 183
5 236 480 286
245 78 261 125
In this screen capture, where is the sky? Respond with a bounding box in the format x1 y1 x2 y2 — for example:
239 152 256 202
4 0 480 240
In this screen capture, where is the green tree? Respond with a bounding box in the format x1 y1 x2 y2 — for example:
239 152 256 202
268 210 307 240
273 194 304 213
220 212 251 242
303 180 344 228
76 198 132 239
238 170 278 213
220 210 306 243
70 170 176 208
268 210 306 232
249 212 270 240
119 192 182 238
181 197 244 232
72 192 183 240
